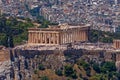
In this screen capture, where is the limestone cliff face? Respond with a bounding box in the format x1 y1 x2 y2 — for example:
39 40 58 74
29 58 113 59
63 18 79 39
0 47 120 80
0 47 13 80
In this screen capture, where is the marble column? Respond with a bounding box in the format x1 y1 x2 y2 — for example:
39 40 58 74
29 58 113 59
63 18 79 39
82 31 83 41
44 33 46 44
70 32 72 42
57 33 59 44
70 33 72 43
118 41 119 48
116 41 118 48
72 30 74 42
30 32 32 43
41 33 43 44
42 33 44 44
75 29 78 41
55 33 57 44
43 33 45 44
84 31 86 41
64 33 66 43
74 29 76 41
77 29 79 41
64 32 67 44
76 29 78 41
79 30 81 41
119 42 120 48
35 32 37 43
40 32 42 43
63 33 65 44
32 32 35 43
36 32 38 43
66 32 70 43
38 32 41 43
71 30 73 42
34 32 36 43
53 33 56 44
36 32 39 43
83 31 85 41
62 32 65 44
61 33 63 44
116 41 117 48
49 33 51 44
33 32 35 43
28 32 31 43
114 41 116 48
51 33 53 44
31 32 33 43
86 31 88 41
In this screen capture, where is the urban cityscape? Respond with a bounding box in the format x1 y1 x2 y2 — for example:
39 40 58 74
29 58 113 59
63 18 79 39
0 0 120 80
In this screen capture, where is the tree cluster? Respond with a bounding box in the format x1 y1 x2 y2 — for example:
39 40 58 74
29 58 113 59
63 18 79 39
0 16 33 47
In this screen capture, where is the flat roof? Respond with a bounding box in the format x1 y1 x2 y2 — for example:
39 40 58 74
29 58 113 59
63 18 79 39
69 24 90 29
28 24 90 31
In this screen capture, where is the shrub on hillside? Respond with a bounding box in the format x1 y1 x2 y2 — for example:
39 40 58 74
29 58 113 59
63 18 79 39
64 65 78 79
38 64 45 70
41 76 49 80
55 69 63 76
92 63 100 73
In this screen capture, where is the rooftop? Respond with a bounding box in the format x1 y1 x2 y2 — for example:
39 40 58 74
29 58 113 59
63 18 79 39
28 23 90 32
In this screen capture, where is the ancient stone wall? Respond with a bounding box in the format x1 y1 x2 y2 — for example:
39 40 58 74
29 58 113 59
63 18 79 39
1 48 120 80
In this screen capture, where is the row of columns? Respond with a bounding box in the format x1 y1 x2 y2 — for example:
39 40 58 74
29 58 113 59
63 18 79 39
28 31 60 44
28 28 88 45
113 40 120 49
60 29 88 44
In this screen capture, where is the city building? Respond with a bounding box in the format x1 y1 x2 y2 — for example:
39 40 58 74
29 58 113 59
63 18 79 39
28 23 90 45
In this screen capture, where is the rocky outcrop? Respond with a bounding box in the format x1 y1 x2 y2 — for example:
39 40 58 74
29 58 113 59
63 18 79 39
0 47 120 80
0 47 13 80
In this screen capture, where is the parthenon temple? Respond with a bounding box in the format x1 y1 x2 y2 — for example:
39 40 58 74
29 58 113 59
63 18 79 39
28 23 90 45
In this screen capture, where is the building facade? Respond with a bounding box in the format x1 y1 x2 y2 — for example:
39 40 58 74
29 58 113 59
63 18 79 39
28 24 90 45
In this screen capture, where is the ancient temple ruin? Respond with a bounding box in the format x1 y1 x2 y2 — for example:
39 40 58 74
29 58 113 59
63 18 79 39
113 39 120 49
28 23 90 45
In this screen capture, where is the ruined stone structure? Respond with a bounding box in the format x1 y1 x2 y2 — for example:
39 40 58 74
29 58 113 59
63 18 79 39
113 39 120 49
28 23 90 45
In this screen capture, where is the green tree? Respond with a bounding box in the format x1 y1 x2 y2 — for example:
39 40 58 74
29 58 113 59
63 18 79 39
116 73 120 79
41 76 49 80
41 20 50 28
38 64 45 70
55 69 63 76
100 61 116 73
64 65 74 77
92 63 100 73
64 65 77 79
